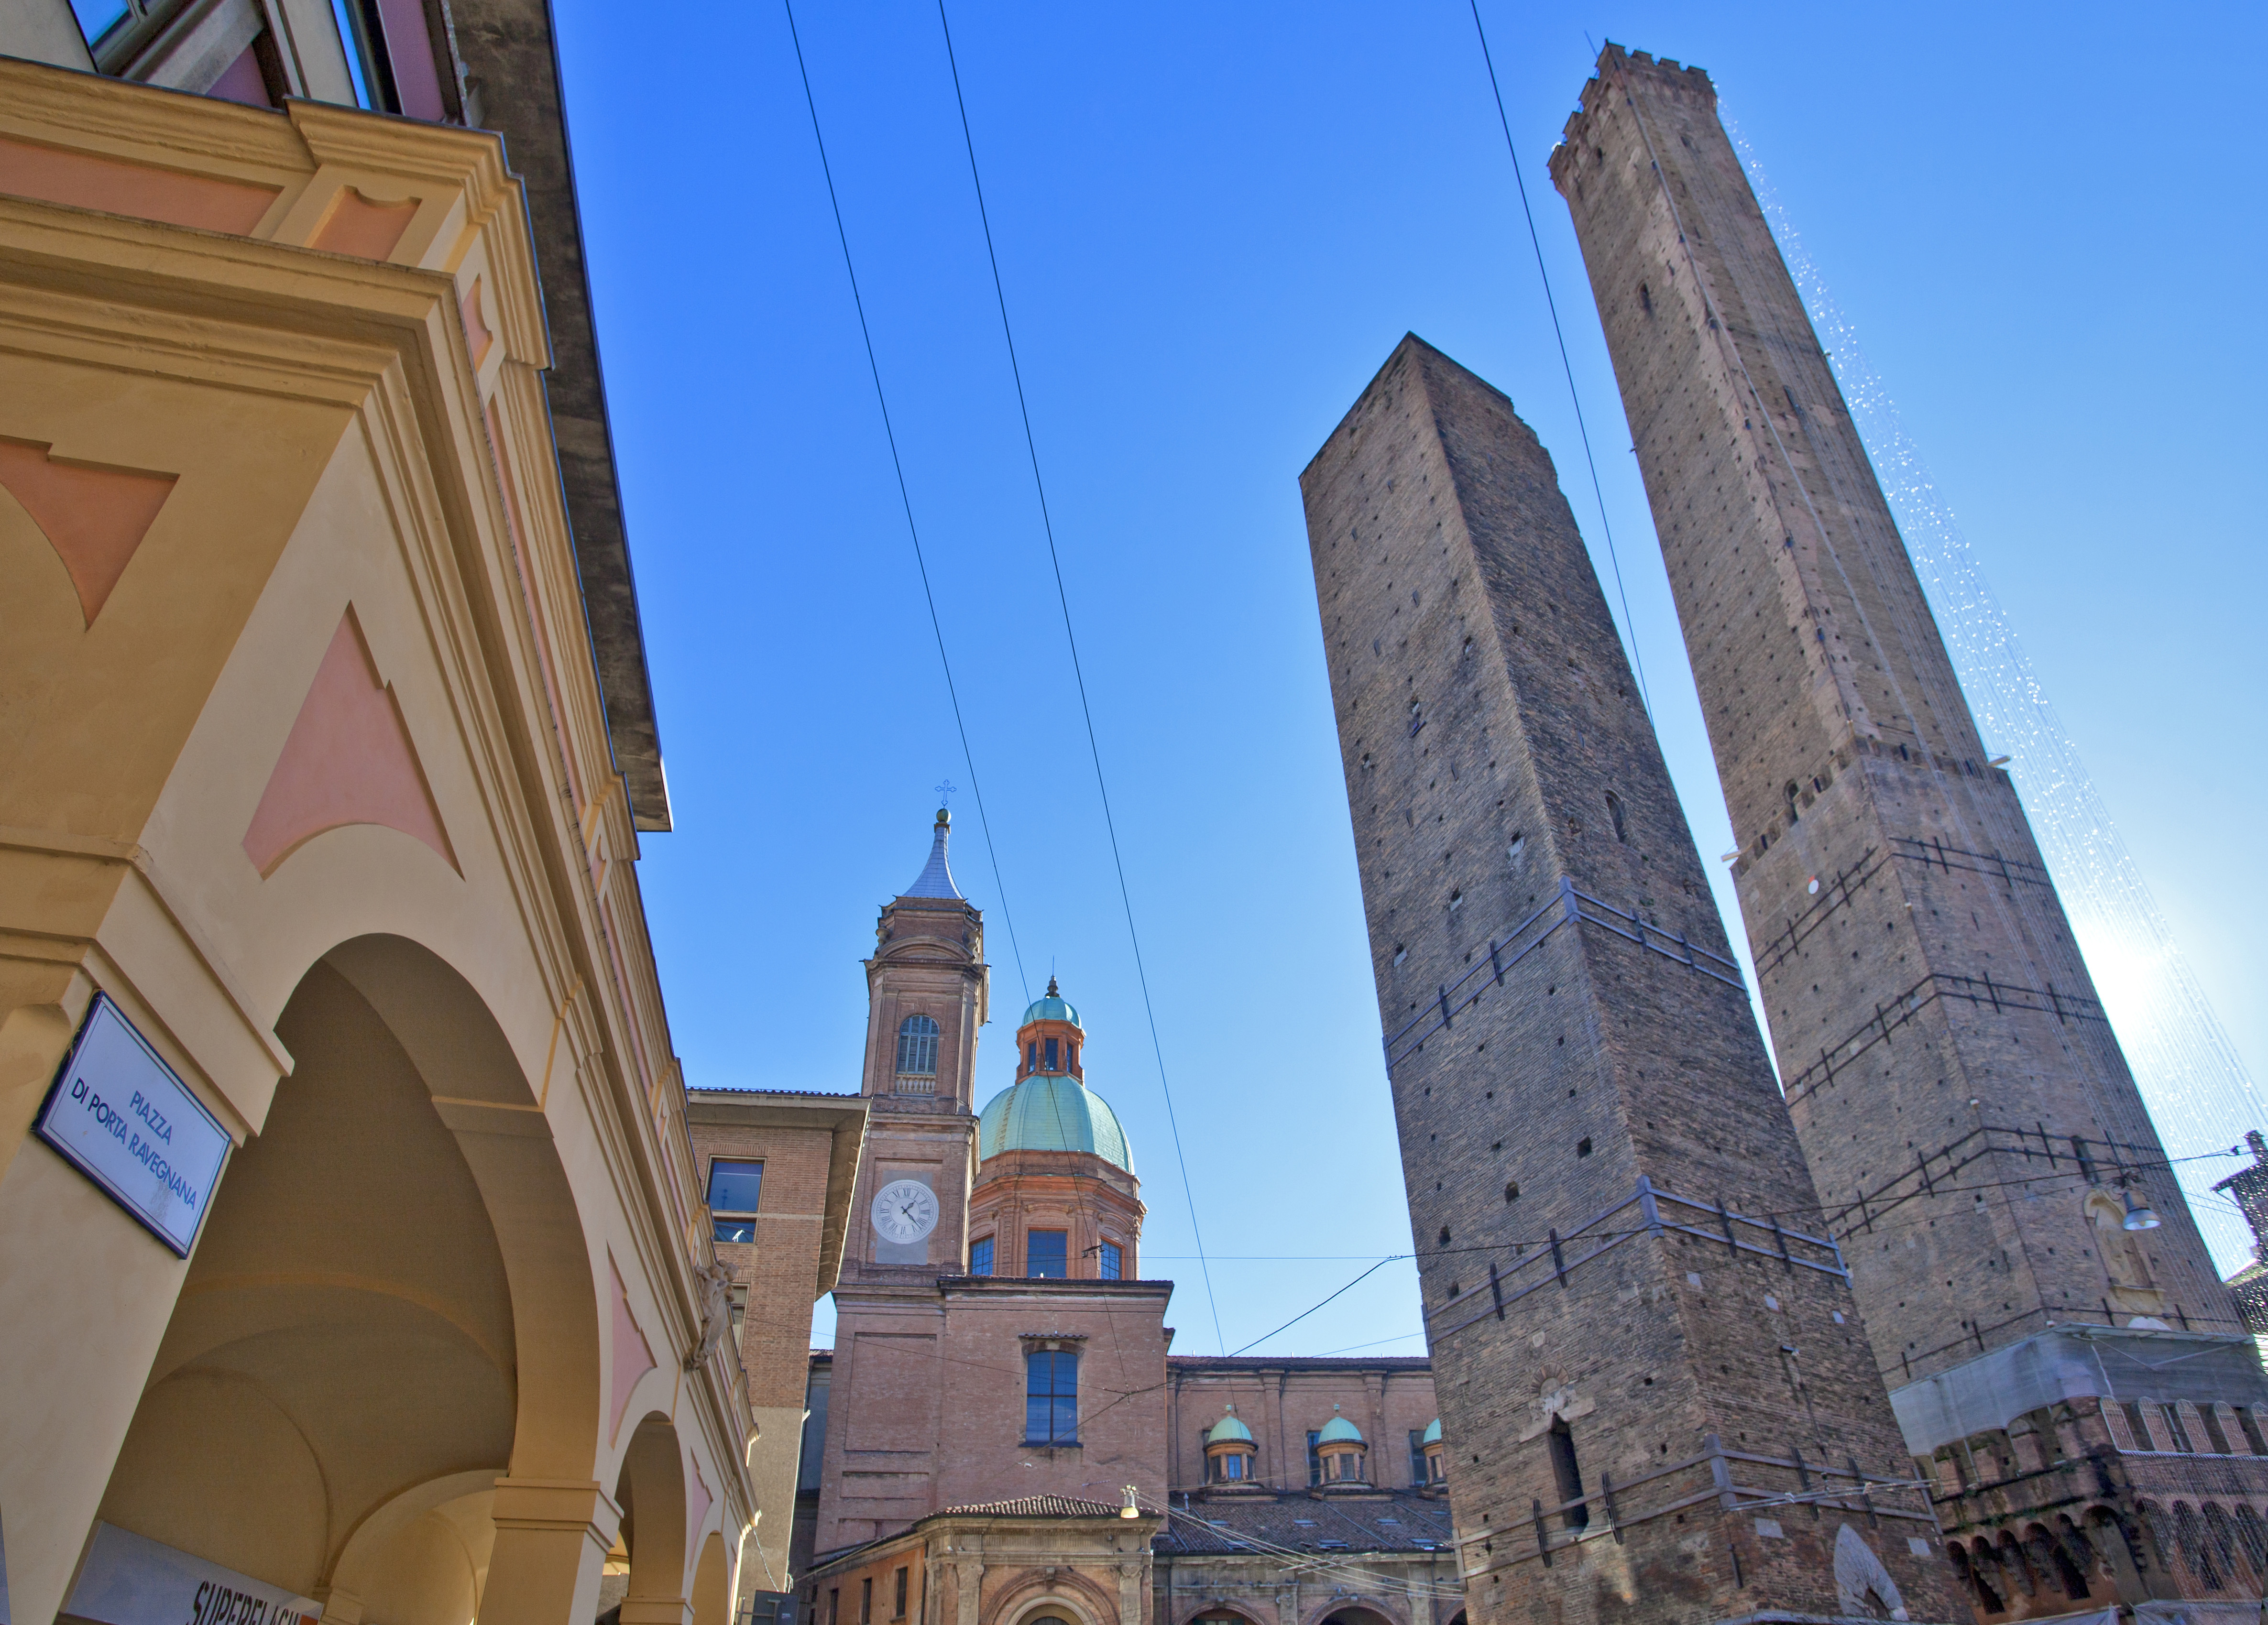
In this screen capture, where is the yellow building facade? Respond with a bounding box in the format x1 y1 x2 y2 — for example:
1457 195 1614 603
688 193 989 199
0 17 778 1620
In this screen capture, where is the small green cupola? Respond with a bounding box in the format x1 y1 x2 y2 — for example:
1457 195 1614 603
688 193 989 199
1315 1405 1369 1486
1204 1404 1259 1485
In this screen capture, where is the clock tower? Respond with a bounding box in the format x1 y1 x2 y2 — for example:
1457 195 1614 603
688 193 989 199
812 809 990 1550
841 807 987 1279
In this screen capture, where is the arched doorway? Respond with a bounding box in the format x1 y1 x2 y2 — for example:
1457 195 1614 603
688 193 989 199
88 936 604 1616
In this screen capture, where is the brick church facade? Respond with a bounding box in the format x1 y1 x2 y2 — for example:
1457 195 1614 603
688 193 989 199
784 815 1463 1625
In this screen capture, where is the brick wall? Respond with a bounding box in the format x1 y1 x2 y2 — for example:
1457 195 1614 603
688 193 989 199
1166 1359 1438 1491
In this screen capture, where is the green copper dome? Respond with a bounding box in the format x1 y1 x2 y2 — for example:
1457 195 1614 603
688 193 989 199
1020 975 1082 1031
1422 1418 1441 1445
1317 1407 1364 1445
978 1075 1131 1172
1207 1407 1254 1445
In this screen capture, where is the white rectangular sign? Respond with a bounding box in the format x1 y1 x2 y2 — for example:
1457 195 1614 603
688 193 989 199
65 1522 319 1625
35 994 231 1258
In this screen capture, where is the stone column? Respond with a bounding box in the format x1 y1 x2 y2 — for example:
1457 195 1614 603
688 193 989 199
479 1478 615 1625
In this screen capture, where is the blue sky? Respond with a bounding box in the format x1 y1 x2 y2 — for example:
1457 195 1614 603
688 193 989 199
556 0 2266 1356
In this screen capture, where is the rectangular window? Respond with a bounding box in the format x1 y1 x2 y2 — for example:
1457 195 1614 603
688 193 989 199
1025 1349 1078 1443
1307 1429 1323 1487
1409 1429 1427 1485
893 1569 908 1619
1044 1036 1059 1070
969 1236 994 1276
860 1579 872 1625
708 1159 762 1242
1099 1241 1122 1281
1027 1230 1068 1278
829 1592 839 1625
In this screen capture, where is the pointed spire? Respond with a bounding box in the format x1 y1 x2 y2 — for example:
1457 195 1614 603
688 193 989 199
1046 975 1060 997
903 807 963 899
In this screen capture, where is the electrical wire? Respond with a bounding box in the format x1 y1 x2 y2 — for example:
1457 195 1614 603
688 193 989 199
1467 0 1649 715
779 0 1030 1004
931 0 1224 1354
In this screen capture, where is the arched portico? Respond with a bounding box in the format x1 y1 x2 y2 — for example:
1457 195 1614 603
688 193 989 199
0 69 755 1622
90 937 614 1620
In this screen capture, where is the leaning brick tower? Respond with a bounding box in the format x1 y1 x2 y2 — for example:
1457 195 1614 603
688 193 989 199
1303 334 1962 1625
1551 44 2268 1608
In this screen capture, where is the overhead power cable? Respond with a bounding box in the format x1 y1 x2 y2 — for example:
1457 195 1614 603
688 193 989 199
779 0 1029 1003
933 0 1225 1354
1467 0 1650 715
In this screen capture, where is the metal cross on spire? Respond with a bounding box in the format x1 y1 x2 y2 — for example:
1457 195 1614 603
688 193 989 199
934 778 957 808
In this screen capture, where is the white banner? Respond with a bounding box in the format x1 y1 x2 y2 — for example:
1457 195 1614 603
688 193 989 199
64 1522 319 1625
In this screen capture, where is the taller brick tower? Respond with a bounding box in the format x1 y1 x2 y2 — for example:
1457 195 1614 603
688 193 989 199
1303 335 1962 1625
1551 45 2268 1608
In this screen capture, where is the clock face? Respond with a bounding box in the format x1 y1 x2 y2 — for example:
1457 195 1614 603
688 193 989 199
871 1178 939 1245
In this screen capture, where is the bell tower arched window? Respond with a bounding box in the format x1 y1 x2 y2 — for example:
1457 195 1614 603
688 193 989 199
896 1014 938 1077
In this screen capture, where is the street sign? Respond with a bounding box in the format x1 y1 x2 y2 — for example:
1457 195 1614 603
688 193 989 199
34 994 231 1258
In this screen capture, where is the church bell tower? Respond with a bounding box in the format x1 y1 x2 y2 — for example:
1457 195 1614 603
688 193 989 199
840 807 988 1280
812 810 992 1551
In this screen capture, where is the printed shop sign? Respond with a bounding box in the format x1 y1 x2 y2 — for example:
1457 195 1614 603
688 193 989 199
35 993 231 1257
64 1521 320 1625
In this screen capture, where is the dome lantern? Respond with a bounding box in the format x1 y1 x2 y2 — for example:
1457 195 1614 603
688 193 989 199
1016 975 1084 1080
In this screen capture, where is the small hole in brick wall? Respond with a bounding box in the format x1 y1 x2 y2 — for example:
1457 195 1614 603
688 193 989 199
1491 1141 1502 1152
1505 1183 1519 1202
1394 945 1408 965
1577 1138 1592 1157
1567 1088 1576 1098
1439 1227 1452 1245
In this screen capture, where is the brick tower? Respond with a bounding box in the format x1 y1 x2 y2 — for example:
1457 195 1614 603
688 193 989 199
1302 335 1962 1625
811 809 989 1551
1551 46 2268 1609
